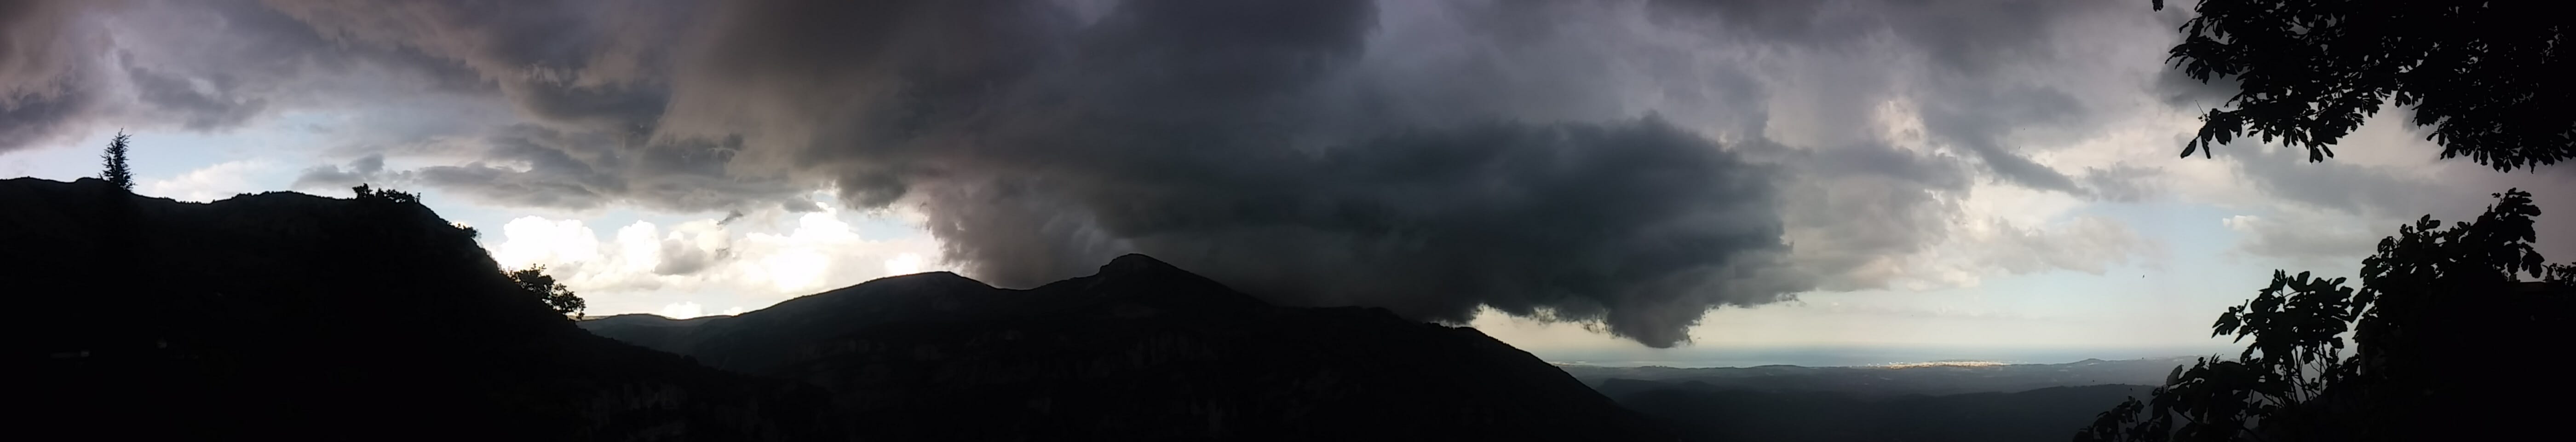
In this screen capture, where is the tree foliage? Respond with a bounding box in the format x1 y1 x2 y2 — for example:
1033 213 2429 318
508 266 586 320
2155 0 2574 171
2079 189 2575 441
99 131 135 192
351 183 420 204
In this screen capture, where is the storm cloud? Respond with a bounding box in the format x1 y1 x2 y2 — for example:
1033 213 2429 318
0 0 109 152
2 0 2208 346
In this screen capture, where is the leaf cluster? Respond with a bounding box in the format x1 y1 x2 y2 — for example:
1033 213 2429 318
2080 189 2570 442
351 184 420 205
508 266 586 320
2157 0 2573 171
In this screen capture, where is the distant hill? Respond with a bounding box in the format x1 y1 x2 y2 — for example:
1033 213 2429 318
1609 381 2152 442
583 254 1677 441
1554 358 2182 442
1562 356 2190 398
6 178 840 440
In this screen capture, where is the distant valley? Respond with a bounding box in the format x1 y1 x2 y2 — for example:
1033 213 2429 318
1559 358 2190 442
1561 356 2189 397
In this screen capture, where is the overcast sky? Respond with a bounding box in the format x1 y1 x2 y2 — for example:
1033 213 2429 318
6 0 2570 361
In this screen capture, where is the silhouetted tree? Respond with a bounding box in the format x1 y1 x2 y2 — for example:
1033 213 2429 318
2078 189 2575 442
2154 0 2573 170
509 266 586 320
99 130 134 192
351 183 420 204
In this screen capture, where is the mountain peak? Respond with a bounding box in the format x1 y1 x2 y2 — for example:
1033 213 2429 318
583 252 1672 441
1047 253 1274 313
1098 253 1182 275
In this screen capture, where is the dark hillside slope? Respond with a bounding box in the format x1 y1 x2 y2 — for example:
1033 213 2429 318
1610 381 2150 442
584 254 1678 441
5 178 838 441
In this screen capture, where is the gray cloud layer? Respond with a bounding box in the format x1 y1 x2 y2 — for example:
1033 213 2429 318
1 0 111 151
3 0 2210 346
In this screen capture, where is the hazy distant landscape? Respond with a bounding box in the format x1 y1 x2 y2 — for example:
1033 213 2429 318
1560 357 2185 395
1558 358 2184 441
1535 346 2226 370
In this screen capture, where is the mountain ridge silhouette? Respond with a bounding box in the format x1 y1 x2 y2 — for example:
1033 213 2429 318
7 177 1671 441
9 177 843 441
585 252 1677 440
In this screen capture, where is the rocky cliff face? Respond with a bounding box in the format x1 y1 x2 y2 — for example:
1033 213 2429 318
585 254 1677 441
6 178 840 441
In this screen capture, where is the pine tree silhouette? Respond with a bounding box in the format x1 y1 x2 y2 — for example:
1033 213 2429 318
100 131 134 192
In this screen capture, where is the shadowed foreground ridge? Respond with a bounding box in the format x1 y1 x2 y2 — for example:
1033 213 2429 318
6 178 841 440
4 177 1668 440
584 253 1677 441
1614 382 2152 442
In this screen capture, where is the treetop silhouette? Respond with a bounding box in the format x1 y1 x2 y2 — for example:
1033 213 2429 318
2079 189 2574 441
2156 0 2573 171
509 265 586 320
98 131 134 192
351 183 419 205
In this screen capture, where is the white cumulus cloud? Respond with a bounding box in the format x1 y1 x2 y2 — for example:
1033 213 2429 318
139 159 275 202
659 302 705 319
478 193 948 316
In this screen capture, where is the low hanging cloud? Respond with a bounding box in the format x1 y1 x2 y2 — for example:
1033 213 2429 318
0 0 109 152
3 0 2211 347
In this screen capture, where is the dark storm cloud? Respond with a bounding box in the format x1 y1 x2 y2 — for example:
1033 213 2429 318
1610 0 2173 287
11 0 2202 346
289 153 400 190
213 0 826 213
390 125 812 214
262 0 689 128
1916 85 2088 193
288 124 814 214
938 118 1797 346
0 82 94 152
1745 139 1975 291
1646 0 2151 198
121 57 267 129
0 0 507 151
239 0 2167 345
0 0 108 152
5 0 711 211
630 0 1807 346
